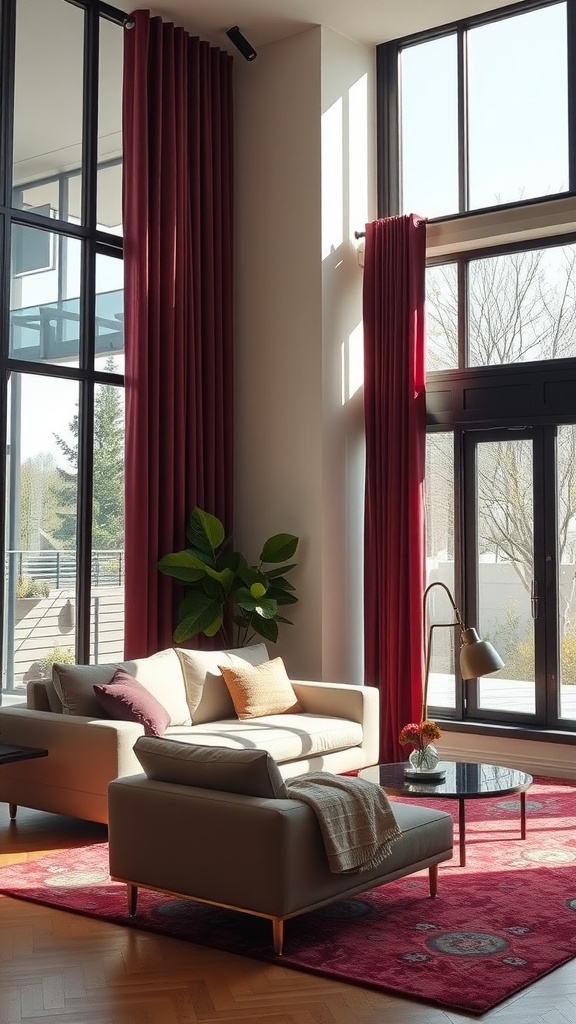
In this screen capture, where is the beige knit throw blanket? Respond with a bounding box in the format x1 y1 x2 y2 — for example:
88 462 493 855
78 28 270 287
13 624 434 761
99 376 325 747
284 771 402 874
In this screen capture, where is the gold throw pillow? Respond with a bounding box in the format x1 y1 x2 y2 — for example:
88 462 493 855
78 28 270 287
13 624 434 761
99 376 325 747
219 657 303 720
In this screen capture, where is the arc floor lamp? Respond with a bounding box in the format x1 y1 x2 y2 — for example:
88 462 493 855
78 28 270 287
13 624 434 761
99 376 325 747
422 580 504 722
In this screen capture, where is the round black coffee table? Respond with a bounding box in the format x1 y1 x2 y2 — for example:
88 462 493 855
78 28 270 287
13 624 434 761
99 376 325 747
359 761 533 867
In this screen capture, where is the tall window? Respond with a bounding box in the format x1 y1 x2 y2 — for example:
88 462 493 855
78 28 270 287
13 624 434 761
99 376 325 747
0 0 125 704
378 0 576 734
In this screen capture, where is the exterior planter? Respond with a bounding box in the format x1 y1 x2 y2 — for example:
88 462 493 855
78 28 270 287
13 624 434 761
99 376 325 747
15 597 42 624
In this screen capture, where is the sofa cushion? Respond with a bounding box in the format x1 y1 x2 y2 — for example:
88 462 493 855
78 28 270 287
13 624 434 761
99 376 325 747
220 657 303 720
52 647 191 726
165 713 364 764
93 669 171 737
133 736 287 798
175 643 269 723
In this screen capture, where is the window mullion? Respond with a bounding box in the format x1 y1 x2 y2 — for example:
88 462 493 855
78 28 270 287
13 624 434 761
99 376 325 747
457 258 467 369
567 0 576 191
457 23 468 214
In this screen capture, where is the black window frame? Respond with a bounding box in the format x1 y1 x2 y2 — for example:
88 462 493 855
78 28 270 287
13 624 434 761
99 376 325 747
378 0 576 738
377 0 576 221
0 0 127 697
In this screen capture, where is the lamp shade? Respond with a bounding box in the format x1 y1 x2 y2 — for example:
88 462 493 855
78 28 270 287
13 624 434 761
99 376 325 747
459 627 504 679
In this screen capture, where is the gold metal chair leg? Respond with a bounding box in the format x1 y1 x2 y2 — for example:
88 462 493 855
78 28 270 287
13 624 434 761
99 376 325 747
127 884 138 916
272 918 284 955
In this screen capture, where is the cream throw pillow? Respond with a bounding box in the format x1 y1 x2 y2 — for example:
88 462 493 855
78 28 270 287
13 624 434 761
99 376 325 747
219 656 303 720
175 643 269 722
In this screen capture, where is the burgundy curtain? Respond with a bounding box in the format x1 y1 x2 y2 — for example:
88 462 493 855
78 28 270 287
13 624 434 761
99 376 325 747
363 215 427 762
122 10 233 657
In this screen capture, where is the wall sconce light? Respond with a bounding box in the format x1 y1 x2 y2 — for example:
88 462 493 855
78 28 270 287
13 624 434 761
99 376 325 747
422 580 504 721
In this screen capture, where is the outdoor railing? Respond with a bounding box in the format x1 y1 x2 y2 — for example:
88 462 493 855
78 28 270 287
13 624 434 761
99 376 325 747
5 548 124 589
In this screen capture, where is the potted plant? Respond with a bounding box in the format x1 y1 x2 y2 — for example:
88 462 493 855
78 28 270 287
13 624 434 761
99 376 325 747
36 643 75 678
24 642 75 686
15 575 51 624
158 506 299 647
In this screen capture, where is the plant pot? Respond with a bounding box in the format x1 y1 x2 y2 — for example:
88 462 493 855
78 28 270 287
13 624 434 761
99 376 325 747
15 597 42 624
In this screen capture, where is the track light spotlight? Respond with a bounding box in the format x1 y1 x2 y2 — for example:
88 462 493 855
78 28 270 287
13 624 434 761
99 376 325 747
226 26 257 61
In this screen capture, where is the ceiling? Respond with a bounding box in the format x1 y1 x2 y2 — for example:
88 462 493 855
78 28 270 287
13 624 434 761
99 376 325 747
113 0 521 52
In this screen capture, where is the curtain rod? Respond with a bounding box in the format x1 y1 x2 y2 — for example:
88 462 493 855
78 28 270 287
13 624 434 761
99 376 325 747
354 219 425 239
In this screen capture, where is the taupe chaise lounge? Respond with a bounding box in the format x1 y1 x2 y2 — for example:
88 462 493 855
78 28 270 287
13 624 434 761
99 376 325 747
107 738 454 954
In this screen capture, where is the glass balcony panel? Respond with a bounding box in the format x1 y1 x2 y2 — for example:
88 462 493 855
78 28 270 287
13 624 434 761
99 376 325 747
10 227 82 367
95 253 124 372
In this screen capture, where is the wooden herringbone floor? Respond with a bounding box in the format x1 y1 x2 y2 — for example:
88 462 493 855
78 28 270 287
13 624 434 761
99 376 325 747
1 804 575 1023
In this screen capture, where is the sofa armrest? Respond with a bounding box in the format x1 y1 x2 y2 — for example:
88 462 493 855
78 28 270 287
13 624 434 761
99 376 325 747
290 680 379 766
0 706 145 782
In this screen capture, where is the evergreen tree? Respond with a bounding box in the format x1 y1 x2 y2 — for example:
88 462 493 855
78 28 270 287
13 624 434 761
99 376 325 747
52 356 124 551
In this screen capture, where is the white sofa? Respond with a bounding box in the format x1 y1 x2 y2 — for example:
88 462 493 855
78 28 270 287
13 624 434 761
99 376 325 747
0 644 379 824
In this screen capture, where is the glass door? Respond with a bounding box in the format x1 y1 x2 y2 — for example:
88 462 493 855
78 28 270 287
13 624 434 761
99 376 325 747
462 429 547 725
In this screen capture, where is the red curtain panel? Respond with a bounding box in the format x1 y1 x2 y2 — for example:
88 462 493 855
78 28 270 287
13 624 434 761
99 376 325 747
122 11 234 657
362 215 427 762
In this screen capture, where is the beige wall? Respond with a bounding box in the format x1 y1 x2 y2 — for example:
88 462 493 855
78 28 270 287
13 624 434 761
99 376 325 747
234 27 375 683
437 731 576 780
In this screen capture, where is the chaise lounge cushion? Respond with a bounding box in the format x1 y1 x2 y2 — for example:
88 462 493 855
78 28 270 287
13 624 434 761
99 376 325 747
219 657 303 719
133 736 288 798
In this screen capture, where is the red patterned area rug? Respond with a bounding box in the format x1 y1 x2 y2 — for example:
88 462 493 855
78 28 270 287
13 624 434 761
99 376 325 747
2 776 576 1014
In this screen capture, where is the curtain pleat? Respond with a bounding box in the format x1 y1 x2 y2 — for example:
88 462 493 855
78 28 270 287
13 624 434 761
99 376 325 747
363 215 427 762
122 11 234 657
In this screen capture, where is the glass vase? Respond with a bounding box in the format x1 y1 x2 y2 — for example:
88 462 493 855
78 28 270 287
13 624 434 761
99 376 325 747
408 743 439 772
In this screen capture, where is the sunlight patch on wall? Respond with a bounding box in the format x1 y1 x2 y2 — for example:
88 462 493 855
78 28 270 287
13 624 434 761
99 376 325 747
348 74 368 241
341 321 363 404
321 96 343 260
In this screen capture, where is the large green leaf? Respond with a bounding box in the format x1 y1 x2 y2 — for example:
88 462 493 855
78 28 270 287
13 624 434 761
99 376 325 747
157 551 207 583
269 589 298 606
185 507 225 554
237 564 267 589
251 616 279 643
260 533 298 563
265 575 296 592
264 563 297 579
235 590 277 618
173 593 222 643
